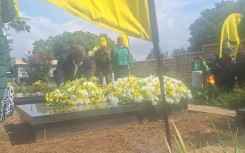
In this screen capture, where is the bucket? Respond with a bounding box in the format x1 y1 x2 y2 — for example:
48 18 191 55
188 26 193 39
192 71 203 90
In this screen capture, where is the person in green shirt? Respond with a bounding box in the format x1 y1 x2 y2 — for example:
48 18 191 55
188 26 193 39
111 36 132 80
191 55 213 87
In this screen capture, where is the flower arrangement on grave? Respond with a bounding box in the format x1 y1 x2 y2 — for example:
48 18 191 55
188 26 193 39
105 76 192 105
45 76 192 107
45 77 105 106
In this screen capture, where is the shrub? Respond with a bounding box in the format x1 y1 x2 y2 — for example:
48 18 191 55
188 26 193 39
192 87 245 109
22 51 53 85
212 88 245 109
14 80 56 94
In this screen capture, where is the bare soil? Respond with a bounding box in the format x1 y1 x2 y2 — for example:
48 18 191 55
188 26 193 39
0 110 240 153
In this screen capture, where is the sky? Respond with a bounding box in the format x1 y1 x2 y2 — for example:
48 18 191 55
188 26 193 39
8 0 225 61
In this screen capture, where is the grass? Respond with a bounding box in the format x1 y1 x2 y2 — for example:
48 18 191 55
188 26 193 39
165 122 243 153
212 89 245 109
192 87 245 109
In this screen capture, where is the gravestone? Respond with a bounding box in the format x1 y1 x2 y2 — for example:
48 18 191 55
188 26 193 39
16 103 145 141
14 95 45 105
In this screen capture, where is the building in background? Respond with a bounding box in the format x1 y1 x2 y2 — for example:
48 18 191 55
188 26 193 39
11 59 57 84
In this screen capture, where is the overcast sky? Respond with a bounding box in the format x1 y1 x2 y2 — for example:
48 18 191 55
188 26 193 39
8 0 227 60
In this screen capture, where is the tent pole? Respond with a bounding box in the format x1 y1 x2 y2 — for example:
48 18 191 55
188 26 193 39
147 0 171 149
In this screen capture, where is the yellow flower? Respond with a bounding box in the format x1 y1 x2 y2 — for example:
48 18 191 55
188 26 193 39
34 80 41 85
168 91 174 97
128 78 135 84
114 92 118 96
155 82 160 89
45 93 49 102
133 89 141 97
77 86 82 90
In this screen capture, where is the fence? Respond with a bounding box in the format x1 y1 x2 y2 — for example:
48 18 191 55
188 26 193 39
130 40 245 87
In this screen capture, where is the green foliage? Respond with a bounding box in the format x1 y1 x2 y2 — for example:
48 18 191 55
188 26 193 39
191 87 219 105
32 37 55 54
188 0 245 51
4 17 31 33
22 51 53 85
212 89 245 109
32 31 116 59
14 80 56 94
172 48 187 57
192 87 245 109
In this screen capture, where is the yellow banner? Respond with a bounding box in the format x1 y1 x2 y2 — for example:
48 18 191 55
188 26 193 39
47 0 152 41
220 13 244 60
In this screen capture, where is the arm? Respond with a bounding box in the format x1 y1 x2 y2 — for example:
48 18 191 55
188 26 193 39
56 56 65 87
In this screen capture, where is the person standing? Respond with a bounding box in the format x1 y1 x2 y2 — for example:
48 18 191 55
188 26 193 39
55 44 92 87
111 36 132 80
94 37 112 85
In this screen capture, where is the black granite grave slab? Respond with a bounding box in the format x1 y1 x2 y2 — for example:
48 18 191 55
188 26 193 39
15 103 146 141
16 103 142 125
14 95 45 105
15 102 187 141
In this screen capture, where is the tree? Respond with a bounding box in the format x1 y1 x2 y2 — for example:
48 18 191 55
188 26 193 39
32 31 116 59
188 0 245 52
4 17 31 33
172 48 187 57
146 48 168 60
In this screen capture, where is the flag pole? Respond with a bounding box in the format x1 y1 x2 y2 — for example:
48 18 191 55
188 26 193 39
147 0 171 149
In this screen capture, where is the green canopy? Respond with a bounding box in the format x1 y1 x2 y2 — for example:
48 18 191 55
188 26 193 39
0 0 17 122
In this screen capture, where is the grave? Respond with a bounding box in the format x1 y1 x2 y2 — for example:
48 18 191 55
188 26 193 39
16 102 147 141
14 94 45 105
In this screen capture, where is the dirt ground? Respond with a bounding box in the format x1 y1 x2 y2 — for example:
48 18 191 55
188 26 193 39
0 110 241 153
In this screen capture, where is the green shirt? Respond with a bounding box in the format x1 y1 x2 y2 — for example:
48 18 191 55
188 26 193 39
115 46 130 66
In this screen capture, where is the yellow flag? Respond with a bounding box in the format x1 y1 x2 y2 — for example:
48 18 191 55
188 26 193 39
220 13 244 60
13 0 19 16
121 33 129 48
47 0 152 41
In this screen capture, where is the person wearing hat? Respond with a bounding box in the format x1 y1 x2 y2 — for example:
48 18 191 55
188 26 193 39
94 37 112 85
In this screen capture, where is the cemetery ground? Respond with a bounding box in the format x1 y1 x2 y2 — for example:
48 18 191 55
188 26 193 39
1 108 244 153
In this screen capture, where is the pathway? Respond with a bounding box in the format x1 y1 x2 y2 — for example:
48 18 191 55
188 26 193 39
188 104 236 117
